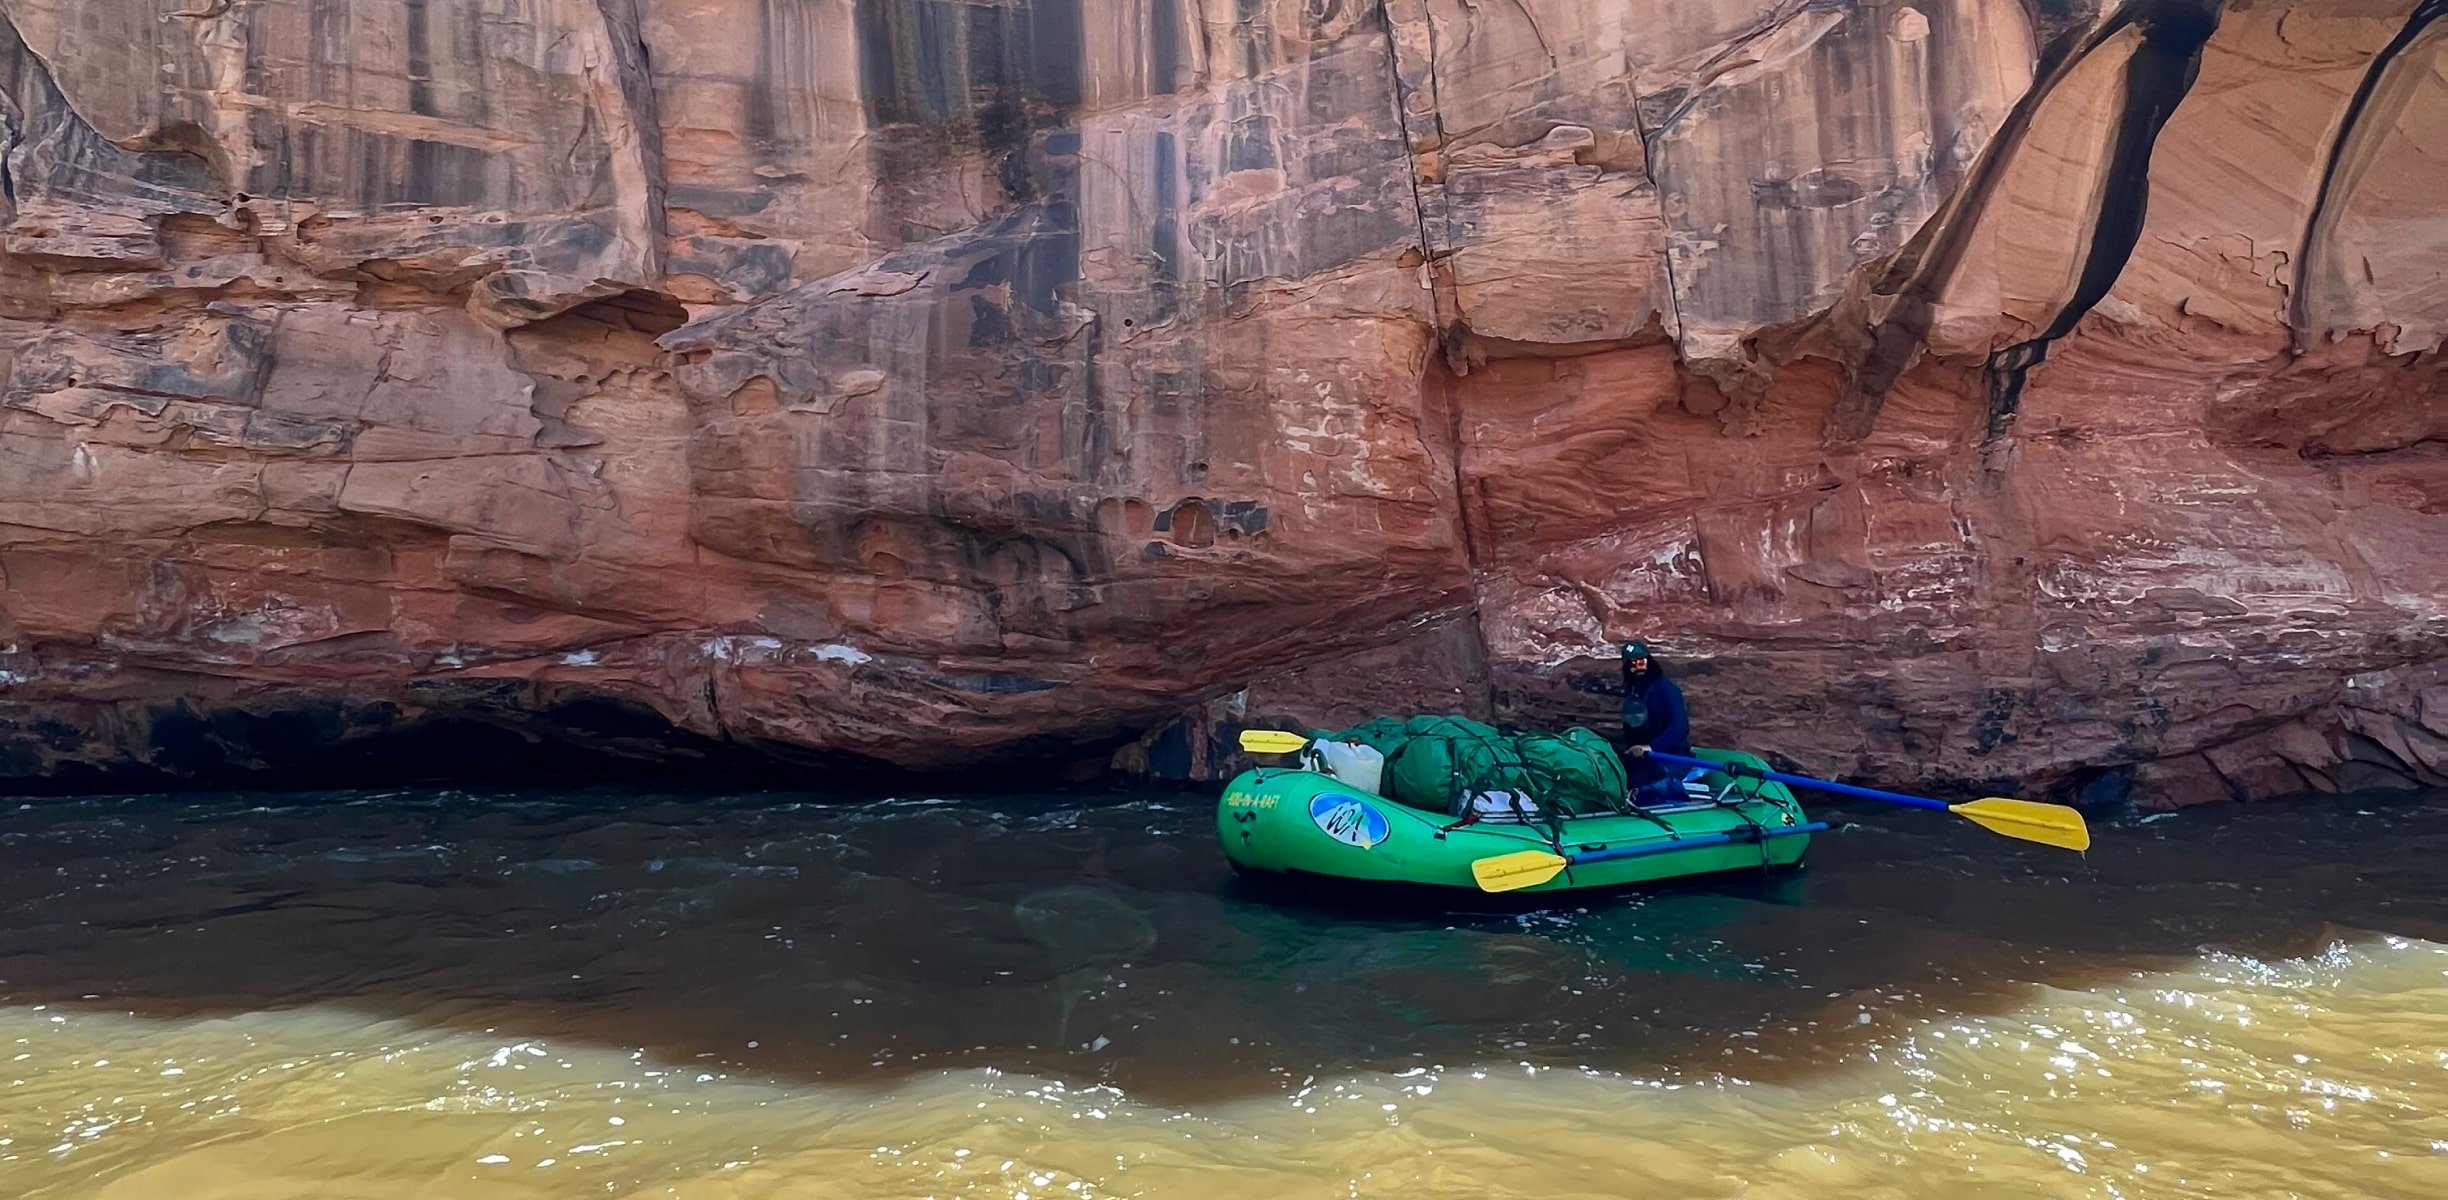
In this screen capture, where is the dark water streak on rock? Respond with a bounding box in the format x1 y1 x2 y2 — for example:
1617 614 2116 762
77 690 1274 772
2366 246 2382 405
2289 0 2448 351
1980 0 2220 443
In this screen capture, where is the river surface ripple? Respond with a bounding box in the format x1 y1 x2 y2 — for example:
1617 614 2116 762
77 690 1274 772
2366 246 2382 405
2 785 2445 1197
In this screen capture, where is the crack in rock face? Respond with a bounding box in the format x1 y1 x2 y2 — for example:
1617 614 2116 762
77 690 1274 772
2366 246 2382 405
0 0 2441 808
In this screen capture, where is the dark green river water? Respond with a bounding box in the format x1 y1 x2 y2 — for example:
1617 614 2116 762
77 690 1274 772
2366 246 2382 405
2 784 2444 1197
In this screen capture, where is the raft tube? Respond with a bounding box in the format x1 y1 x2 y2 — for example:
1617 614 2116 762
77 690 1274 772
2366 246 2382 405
1217 747 1812 894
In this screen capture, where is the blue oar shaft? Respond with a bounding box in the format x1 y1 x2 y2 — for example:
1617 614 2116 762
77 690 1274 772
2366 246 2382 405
1569 821 1828 866
1643 750 1952 813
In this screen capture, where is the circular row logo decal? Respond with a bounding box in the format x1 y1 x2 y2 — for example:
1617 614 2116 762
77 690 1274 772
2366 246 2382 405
1308 792 1389 849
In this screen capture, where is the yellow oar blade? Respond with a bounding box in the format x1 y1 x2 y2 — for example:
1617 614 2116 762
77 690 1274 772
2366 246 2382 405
1949 798 2091 852
1236 729 1311 755
1470 850 1569 893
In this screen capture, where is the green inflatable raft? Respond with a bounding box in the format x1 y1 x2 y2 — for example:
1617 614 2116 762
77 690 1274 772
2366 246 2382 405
1217 746 1817 895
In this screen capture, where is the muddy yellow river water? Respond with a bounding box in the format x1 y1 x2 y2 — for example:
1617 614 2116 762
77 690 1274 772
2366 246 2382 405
2 786 2443 1197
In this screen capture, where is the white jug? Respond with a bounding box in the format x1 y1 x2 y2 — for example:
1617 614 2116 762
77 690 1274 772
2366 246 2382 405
1297 739 1386 796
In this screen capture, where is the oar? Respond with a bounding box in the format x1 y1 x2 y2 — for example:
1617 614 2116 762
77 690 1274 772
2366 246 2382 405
1472 822 1831 892
1642 750 2090 852
1237 730 1312 755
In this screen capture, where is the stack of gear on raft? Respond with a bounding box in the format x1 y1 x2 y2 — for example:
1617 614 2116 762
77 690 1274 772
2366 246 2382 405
1296 716 1624 822
1288 641 1700 827
1295 717 1716 834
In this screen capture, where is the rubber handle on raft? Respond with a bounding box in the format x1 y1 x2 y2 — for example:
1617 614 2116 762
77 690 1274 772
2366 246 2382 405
1570 821 1829 867
1645 750 1951 813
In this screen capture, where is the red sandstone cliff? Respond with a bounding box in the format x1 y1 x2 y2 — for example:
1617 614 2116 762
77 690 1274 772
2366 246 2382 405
0 1 2440 804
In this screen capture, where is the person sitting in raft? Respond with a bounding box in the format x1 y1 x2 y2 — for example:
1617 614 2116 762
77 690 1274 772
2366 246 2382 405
1619 640 1692 806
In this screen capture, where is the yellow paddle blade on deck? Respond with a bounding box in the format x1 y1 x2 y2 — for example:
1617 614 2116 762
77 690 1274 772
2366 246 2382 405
1949 797 2092 852
1470 849 1571 893
1236 729 1312 755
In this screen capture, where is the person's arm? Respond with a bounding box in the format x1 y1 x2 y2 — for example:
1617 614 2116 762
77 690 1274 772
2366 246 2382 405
1651 683 1691 754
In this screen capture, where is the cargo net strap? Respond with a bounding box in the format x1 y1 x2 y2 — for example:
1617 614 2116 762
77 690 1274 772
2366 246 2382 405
1454 737 1584 846
1719 767 1780 871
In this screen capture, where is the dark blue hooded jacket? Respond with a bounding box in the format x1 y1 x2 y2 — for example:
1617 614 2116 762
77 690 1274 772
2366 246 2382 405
1621 658 1691 758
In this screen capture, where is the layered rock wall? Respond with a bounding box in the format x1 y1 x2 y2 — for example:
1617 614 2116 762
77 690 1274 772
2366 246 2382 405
0 1 2440 803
